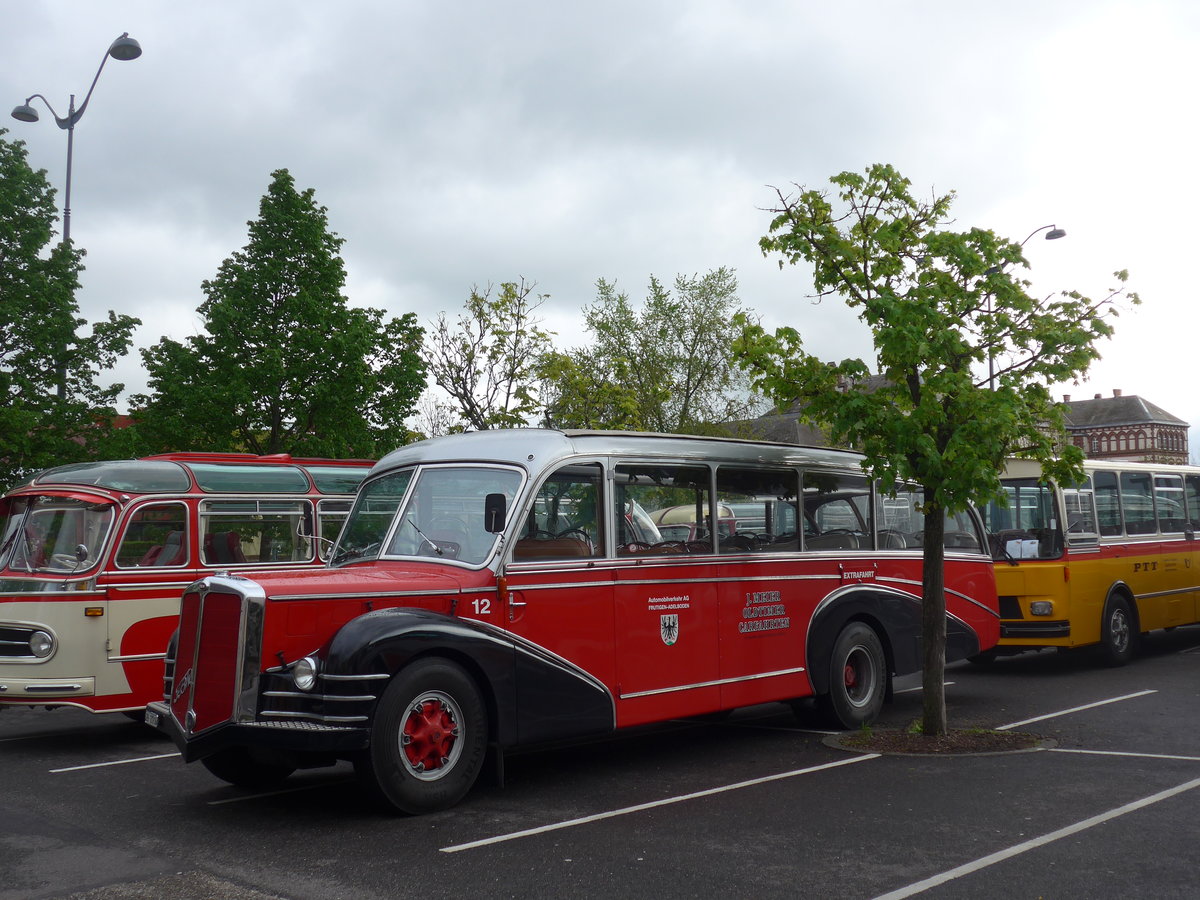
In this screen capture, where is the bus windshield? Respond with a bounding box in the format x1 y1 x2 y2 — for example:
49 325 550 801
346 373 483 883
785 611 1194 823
334 466 523 567
980 477 1063 560
0 496 114 574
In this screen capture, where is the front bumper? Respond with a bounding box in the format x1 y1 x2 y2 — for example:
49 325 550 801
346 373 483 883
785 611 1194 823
146 700 370 762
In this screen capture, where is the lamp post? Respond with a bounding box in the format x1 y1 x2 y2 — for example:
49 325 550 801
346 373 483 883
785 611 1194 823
11 32 142 245
987 224 1067 389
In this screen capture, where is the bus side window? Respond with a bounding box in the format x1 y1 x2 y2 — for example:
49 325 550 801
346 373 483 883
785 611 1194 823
116 503 189 568
515 464 604 560
1092 470 1123 536
1186 474 1200 532
1063 487 1099 543
804 471 871 550
1153 474 1186 533
714 467 800 553
1120 471 1156 535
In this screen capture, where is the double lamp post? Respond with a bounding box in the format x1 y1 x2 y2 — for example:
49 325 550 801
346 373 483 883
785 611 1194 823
11 32 142 245
10 32 141 398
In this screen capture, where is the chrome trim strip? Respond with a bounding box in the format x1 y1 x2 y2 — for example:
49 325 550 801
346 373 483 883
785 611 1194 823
1136 585 1200 601
109 652 166 663
23 683 84 693
261 691 377 702
267 588 462 602
620 666 807 700
258 710 368 724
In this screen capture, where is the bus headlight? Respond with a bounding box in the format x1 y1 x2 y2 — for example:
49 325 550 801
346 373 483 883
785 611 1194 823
1029 601 1054 617
292 656 319 691
29 631 55 658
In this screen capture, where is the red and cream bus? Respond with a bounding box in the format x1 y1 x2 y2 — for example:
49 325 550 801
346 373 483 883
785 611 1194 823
0 453 372 714
148 430 999 813
980 458 1200 664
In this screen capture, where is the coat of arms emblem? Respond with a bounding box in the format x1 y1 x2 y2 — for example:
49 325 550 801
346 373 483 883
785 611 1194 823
660 613 679 646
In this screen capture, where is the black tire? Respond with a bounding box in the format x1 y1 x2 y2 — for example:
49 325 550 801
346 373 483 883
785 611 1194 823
966 650 998 666
358 658 487 815
201 746 296 788
818 622 887 729
1098 594 1136 666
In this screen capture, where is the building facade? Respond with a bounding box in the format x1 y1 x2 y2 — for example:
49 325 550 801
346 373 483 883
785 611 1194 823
1063 390 1189 464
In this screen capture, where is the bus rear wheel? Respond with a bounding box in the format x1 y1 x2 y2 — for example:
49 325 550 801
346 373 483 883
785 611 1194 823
358 658 487 815
1098 595 1135 667
819 622 886 729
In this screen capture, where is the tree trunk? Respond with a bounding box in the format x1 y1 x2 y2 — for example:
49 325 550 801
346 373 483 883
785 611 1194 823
920 502 948 736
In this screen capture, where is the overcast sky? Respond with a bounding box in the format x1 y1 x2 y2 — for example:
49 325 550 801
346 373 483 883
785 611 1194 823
4 1 1196 451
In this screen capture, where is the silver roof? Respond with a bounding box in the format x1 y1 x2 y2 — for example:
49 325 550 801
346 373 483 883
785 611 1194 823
372 428 864 478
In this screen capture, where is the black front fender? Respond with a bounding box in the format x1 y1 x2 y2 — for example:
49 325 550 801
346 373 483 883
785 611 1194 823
324 609 614 748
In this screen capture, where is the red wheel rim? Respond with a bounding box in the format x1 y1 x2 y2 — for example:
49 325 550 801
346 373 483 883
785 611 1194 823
400 690 463 781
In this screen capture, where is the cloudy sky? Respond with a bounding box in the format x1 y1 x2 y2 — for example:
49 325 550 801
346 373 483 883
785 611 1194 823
4 1 1196 450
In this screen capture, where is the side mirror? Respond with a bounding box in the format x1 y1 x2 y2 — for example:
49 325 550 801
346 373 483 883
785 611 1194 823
484 493 507 533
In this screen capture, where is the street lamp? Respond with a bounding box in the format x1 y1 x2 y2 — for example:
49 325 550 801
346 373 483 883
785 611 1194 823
1020 223 1067 245
986 223 1067 389
11 32 142 244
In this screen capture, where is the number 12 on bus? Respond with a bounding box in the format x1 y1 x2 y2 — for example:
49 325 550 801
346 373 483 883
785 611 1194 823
980 458 1200 665
149 430 999 814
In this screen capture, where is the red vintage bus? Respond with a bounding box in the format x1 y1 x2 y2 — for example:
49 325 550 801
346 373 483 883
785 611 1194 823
0 453 372 714
148 430 999 813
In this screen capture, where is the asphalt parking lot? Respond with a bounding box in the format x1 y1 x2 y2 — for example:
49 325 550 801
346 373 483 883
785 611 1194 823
2 626 1198 900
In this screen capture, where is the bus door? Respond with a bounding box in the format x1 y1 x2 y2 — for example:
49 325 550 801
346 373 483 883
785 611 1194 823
611 463 720 725
103 501 193 704
713 467 810 708
500 463 616 739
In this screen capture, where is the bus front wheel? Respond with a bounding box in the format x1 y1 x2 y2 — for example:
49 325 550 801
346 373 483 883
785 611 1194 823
358 658 487 815
819 622 887 729
1098 595 1135 667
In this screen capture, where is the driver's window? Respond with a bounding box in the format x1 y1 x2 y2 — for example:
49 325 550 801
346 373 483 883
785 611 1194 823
613 463 712 556
514 464 604 560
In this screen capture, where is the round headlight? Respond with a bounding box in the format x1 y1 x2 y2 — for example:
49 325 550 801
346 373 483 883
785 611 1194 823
292 656 319 691
29 630 55 659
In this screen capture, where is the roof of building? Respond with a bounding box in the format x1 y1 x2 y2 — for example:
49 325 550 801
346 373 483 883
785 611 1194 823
1064 394 1186 429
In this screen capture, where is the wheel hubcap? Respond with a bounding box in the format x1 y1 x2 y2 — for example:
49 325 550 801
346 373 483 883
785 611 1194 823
1110 609 1130 652
400 690 463 781
843 645 876 708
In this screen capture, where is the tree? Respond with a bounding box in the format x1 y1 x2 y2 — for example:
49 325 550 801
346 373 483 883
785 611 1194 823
735 163 1137 735
541 268 764 433
422 278 552 432
0 129 140 488
132 169 424 458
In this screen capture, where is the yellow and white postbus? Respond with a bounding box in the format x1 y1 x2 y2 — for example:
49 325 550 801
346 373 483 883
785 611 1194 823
979 458 1200 664
0 453 373 714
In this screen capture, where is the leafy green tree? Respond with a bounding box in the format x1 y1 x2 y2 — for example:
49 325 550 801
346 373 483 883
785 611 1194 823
541 268 763 433
132 169 424 458
0 129 140 488
735 163 1137 735
422 278 552 432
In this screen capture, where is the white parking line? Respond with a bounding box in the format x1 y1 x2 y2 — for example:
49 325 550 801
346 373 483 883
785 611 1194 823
440 754 879 853
50 752 180 773
871 776 1200 900
1050 747 1200 763
996 690 1156 730
894 681 954 695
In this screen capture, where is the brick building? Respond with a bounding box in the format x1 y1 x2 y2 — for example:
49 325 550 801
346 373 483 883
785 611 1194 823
1063 390 1189 464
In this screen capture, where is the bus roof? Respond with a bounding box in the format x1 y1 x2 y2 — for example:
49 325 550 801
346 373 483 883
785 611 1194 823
19 455 372 496
373 428 864 477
